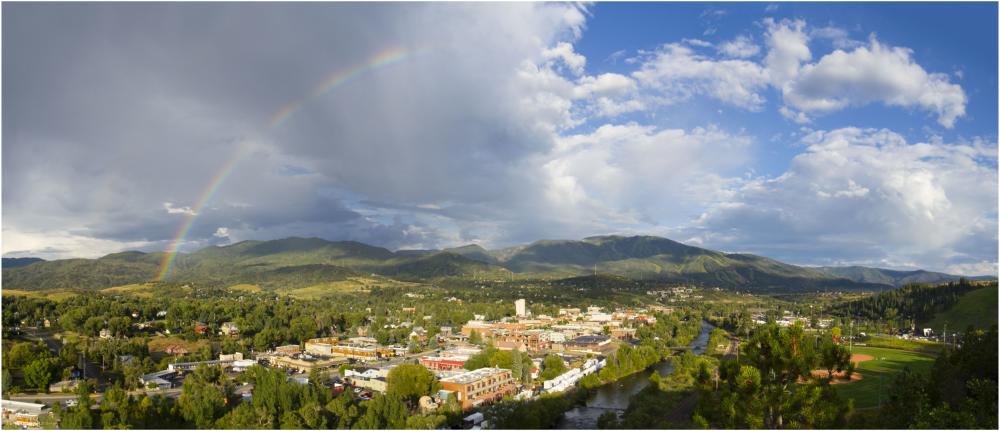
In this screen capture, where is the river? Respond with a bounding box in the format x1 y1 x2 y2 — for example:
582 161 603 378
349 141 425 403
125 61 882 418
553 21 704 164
555 320 715 429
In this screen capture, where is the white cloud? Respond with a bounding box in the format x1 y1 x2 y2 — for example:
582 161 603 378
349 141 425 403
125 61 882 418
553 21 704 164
632 43 769 109
2 227 159 260
683 38 713 48
542 42 587 76
945 261 998 277
213 227 230 238
717 35 760 58
572 73 636 99
164 202 196 215
779 106 811 124
782 38 968 128
545 123 753 227
764 18 811 86
692 127 997 271
810 25 860 49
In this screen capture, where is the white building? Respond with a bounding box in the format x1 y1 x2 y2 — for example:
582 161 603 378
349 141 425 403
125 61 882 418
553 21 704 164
515 299 527 317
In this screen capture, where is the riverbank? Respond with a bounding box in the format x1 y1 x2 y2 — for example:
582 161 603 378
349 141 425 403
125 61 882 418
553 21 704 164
556 320 715 429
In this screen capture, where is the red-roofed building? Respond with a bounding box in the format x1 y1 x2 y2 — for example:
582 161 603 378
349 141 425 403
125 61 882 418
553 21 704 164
419 356 468 371
194 323 209 335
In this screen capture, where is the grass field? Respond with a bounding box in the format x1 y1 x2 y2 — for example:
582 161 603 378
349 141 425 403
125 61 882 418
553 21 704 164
102 283 157 297
278 276 421 299
924 285 998 332
833 346 935 409
2 288 79 301
227 284 263 293
860 335 943 356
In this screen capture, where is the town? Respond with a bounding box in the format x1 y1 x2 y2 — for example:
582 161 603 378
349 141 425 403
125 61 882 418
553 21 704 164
2 290 688 429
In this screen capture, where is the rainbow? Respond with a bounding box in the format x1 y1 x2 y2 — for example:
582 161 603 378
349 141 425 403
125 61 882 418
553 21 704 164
268 47 410 129
156 153 243 280
156 47 411 281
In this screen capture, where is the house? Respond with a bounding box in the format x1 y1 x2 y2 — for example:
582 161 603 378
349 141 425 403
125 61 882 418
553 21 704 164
118 354 138 367
2 400 50 429
419 356 468 371
164 345 188 356
220 322 239 337
219 352 244 361
141 370 176 390
48 379 80 393
193 323 209 335
156 310 168 318
409 327 428 341
99 329 112 339
274 344 302 355
564 335 613 354
609 327 637 341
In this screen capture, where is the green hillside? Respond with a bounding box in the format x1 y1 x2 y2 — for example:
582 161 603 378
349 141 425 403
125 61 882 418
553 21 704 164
924 285 998 331
1 237 506 291
5 234 971 293
815 265 993 287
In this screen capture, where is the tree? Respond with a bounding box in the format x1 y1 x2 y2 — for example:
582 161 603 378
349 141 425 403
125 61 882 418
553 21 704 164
510 348 524 382
819 339 852 383
468 329 482 345
539 355 567 381
24 358 53 392
696 323 851 429
353 394 407 429
123 363 144 390
297 401 328 429
99 383 131 428
387 364 437 405
326 392 361 429
2 369 11 396
59 382 96 429
178 365 229 428
290 316 317 342
216 402 273 429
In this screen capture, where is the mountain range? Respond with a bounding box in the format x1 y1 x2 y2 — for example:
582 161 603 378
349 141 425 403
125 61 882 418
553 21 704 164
2 235 991 292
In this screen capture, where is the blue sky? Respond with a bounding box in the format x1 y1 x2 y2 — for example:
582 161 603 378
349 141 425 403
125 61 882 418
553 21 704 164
3 2 997 275
573 2 998 177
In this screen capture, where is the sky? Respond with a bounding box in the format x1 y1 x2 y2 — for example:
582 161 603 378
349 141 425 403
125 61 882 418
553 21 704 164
3 2 997 275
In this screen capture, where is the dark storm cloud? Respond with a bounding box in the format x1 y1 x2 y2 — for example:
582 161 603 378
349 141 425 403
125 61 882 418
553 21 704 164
2 2 589 258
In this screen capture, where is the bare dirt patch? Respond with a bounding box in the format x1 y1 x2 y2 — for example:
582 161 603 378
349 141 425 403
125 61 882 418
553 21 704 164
851 353 874 364
810 369 863 384
804 353 874 385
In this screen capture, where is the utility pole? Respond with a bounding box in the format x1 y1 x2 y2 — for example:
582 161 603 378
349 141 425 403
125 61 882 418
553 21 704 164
943 322 948 352
849 320 854 353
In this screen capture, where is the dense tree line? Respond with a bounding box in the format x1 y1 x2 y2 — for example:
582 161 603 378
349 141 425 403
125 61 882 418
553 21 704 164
608 324 854 429
829 279 993 331
51 363 454 429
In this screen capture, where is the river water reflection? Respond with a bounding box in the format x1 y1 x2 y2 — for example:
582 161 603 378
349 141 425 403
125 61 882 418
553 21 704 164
556 320 715 429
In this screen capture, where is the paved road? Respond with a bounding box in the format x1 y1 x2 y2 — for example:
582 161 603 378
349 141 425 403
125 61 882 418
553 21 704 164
7 388 184 406
22 328 61 354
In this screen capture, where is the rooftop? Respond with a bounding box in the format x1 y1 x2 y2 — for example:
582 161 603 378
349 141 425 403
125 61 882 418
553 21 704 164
439 367 510 385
